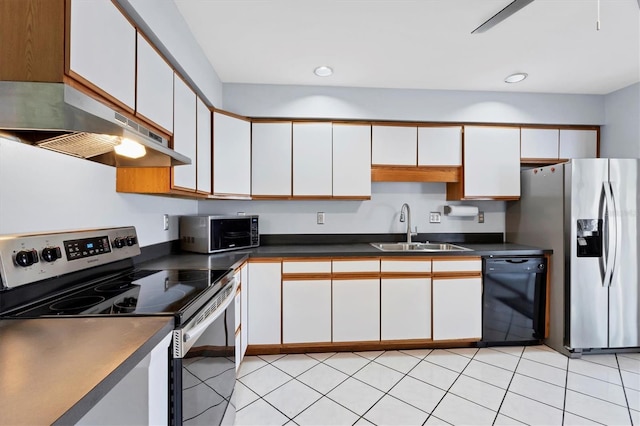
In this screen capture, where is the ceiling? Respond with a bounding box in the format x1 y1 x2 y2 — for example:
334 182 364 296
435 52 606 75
173 0 640 95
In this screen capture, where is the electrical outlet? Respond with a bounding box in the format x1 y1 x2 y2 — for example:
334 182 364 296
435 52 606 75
478 211 485 223
317 212 325 225
429 212 441 223
163 214 169 231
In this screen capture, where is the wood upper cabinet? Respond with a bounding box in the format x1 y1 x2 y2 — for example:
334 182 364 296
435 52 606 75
172 75 197 191
372 125 417 166
68 0 136 110
136 32 175 134
213 111 251 197
450 126 521 200
251 122 292 197
418 126 462 166
293 122 333 197
332 123 371 198
559 129 598 159
521 128 559 161
196 97 212 194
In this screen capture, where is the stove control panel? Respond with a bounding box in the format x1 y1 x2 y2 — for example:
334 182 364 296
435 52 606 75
0 226 141 289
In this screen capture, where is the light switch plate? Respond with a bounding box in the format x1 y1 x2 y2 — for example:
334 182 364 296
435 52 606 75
163 214 169 231
429 212 441 223
478 211 485 223
317 212 325 225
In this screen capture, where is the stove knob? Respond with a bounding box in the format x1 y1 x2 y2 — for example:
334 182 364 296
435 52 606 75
41 247 62 262
125 236 137 247
113 238 125 249
15 250 38 267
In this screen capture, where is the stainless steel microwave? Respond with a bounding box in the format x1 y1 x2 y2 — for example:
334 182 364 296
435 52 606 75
179 215 259 254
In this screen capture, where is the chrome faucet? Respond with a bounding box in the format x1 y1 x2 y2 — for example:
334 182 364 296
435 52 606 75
400 203 418 243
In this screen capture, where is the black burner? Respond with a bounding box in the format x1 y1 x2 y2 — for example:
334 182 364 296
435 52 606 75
50 296 106 314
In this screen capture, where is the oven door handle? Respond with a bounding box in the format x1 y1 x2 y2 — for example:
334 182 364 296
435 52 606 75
181 277 237 352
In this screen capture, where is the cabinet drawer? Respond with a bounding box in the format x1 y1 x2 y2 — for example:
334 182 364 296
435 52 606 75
432 258 481 273
282 261 332 274
332 260 379 273
381 260 431 273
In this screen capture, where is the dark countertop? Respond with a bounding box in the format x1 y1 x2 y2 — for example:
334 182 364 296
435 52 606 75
0 316 173 426
139 242 551 271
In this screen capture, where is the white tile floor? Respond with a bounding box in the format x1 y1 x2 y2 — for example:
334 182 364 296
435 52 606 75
234 345 640 425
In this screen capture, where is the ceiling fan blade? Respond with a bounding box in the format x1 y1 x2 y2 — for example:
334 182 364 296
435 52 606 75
471 0 535 34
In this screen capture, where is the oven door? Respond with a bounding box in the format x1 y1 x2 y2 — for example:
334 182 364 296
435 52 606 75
171 277 237 426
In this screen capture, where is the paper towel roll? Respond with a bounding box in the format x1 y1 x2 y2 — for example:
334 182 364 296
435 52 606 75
444 205 479 217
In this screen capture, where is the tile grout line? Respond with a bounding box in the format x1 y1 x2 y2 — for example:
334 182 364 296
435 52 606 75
489 347 524 425
615 354 636 426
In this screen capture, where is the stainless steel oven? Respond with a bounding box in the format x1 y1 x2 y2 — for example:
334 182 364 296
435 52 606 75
0 226 237 425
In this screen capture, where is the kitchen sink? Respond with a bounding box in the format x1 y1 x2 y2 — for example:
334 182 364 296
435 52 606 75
370 242 473 252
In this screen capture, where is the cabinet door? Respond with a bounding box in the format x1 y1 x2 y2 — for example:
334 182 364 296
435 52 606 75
172 75 197 191
136 33 174 133
247 262 281 345
372 125 417 166
240 264 248 358
332 124 371 197
213 112 252 196
333 278 380 342
464 126 520 198
251 122 292 196
292 123 333 196
418 126 462 166
69 0 135 110
520 128 559 160
381 278 431 340
432 277 482 341
282 280 332 343
196 97 212 194
559 129 598 159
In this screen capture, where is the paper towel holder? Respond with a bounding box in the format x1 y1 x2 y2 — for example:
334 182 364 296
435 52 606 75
444 205 479 217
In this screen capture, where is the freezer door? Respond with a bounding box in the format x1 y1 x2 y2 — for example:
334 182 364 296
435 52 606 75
566 159 609 350
608 159 640 348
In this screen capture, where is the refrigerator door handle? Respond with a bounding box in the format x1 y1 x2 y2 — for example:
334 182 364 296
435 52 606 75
603 182 617 287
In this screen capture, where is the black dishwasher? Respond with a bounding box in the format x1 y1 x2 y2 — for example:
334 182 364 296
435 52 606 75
480 256 547 347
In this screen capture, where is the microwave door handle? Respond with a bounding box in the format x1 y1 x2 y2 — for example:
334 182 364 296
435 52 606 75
603 182 616 287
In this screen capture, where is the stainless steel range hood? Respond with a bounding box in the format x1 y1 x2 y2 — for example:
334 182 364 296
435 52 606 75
0 81 191 167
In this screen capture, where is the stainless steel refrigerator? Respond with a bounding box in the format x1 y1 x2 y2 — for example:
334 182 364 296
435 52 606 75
506 159 639 356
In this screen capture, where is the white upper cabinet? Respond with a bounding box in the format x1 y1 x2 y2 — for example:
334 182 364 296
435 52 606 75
463 126 521 198
196 97 211 194
172 75 196 191
292 122 333 196
136 33 175 133
213 112 251 196
521 128 559 160
559 129 598 159
251 122 292 196
332 124 371 197
69 0 135 109
372 125 417 166
418 126 462 166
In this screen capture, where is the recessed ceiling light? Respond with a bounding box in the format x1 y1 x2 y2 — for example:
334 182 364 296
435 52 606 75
314 66 333 77
504 72 528 83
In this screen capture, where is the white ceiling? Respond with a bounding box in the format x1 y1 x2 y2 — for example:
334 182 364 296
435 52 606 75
174 0 640 95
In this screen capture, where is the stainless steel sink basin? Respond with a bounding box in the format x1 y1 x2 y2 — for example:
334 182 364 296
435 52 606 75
370 242 472 252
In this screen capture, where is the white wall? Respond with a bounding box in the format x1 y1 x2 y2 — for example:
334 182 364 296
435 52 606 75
601 82 640 158
223 83 605 125
116 0 223 107
0 139 197 246
199 183 503 235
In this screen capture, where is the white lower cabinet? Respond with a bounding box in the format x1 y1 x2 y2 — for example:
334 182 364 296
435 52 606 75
240 264 248 359
381 278 432 340
282 279 332 343
247 262 281 345
432 277 482 341
332 278 380 342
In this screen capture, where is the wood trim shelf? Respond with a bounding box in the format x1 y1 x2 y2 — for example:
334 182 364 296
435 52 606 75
372 166 461 183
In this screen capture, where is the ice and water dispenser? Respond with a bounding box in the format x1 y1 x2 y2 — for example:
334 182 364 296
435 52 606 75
576 219 603 257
